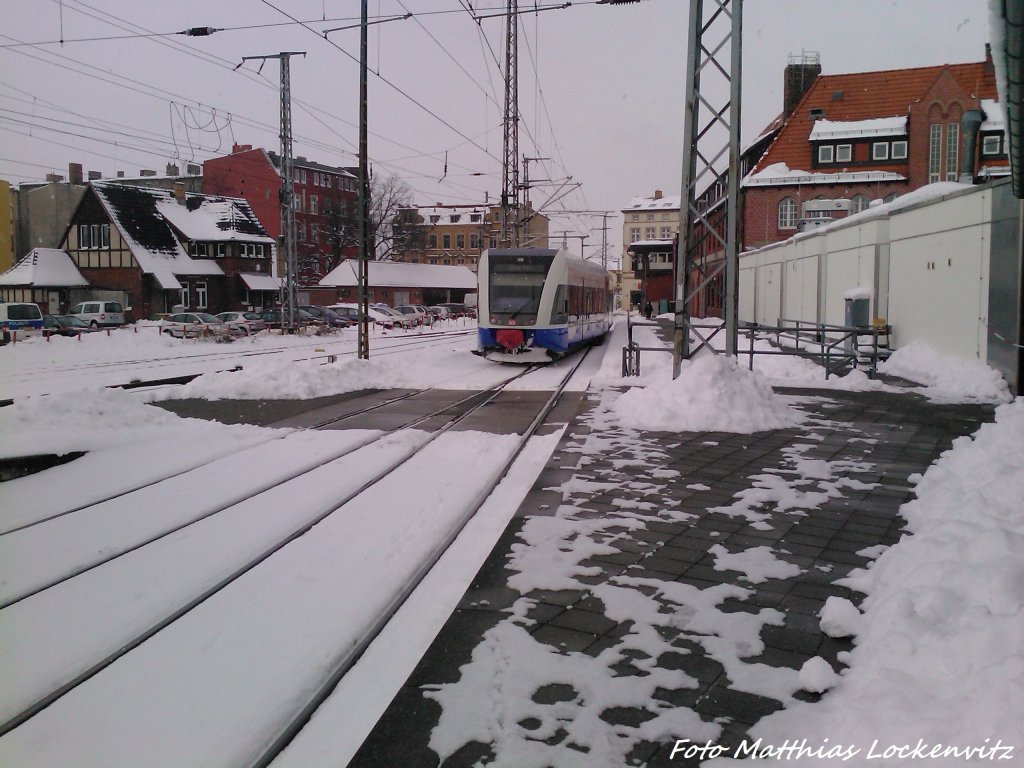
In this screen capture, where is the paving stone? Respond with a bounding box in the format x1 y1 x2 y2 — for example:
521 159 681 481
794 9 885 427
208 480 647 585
549 606 619 636
695 685 784 724
530 624 599 653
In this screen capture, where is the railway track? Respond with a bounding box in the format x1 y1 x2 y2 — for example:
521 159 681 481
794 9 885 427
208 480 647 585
0 355 578 742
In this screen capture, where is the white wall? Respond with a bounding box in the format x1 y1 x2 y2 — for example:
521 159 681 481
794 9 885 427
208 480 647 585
739 183 996 362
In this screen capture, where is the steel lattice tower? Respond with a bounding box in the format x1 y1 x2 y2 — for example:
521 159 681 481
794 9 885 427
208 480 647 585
500 0 520 247
673 0 742 377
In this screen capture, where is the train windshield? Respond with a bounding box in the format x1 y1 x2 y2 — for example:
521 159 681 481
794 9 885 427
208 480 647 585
488 253 555 325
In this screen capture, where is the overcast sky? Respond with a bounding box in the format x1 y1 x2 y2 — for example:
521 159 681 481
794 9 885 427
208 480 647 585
1 1 994 263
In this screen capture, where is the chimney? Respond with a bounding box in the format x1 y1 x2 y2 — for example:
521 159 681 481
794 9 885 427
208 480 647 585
173 181 188 205
88 171 101 181
140 169 156 177
984 43 994 75
166 163 180 177
784 51 822 117
68 163 84 185
653 189 663 200
232 143 253 154
117 171 125 178
45 173 65 183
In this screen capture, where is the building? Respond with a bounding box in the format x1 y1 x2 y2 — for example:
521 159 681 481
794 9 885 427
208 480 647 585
743 49 1007 248
619 191 681 311
317 259 476 307
0 247 89 313
393 203 550 273
203 144 359 286
0 180 13 274
60 181 276 320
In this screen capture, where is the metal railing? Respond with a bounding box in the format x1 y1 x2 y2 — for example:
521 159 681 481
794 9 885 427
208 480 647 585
622 314 892 379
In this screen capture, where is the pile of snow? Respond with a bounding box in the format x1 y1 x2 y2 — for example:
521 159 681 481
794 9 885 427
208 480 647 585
151 355 424 401
742 397 1024 764
608 353 806 433
879 341 1012 403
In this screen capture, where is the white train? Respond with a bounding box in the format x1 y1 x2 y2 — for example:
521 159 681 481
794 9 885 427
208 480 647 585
476 248 613 363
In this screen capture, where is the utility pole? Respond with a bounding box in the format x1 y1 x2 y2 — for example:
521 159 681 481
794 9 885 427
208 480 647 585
238 51 306 334
500 0 520 248
357 0 371 359
673 0 742 378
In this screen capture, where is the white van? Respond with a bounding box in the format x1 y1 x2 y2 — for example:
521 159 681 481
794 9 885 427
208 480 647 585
0 302 43 330
69 300 125 328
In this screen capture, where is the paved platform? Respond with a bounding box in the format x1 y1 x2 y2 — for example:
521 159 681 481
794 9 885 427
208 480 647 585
350 379 994 767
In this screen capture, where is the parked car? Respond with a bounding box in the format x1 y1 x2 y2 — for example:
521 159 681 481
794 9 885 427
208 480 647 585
161 312 233 339
392 304 427 326
259 308 320 329
439 302 472 318
426 306 451 320
376 306 416 329
68 300 125 328
42 314 98 336
328 303 407 329
0 302 44 330
216 311 268 335
299 305 355 328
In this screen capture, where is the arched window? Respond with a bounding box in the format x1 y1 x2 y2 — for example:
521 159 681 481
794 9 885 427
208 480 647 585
778 197 798 230
851 194 870 213
883 193 898 203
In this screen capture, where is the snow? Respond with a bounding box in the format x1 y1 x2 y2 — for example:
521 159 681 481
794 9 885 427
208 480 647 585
743 162 905 187
879 340 1013 403
0 248 88 287
808 116 907 142
798 657 840 693
1 304 1020 766
843 286 871 300
740 396 1024 766
818 596 864 639
318 258 476 288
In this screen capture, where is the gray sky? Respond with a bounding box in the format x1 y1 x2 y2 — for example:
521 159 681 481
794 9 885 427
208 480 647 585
1 1 993 263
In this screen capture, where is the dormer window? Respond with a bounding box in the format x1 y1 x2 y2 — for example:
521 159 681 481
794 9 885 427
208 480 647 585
470 214 481 223
450 215 461 223
818 145 834 163
809 108 825 120
982 134 1004 156
429 215 440 224
835 144 852 162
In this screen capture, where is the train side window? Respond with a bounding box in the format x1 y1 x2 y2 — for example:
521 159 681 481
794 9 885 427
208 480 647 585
552 284 568 323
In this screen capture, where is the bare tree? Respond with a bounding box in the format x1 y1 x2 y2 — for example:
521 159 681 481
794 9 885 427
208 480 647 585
369 175 419 260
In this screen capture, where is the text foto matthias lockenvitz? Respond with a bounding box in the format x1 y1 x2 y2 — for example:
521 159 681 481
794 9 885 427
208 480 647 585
670 738 1016 762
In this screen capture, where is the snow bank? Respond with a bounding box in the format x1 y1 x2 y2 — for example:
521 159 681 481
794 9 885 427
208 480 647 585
609 353 806 433
879 340 1012 403
740 397 1024 765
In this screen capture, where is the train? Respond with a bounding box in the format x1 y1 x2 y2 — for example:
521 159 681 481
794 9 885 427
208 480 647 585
476 248 613 363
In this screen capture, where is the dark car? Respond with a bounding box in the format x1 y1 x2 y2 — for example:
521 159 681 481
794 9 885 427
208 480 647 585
299 305 355 328
43 314 98 337
259 308 320 329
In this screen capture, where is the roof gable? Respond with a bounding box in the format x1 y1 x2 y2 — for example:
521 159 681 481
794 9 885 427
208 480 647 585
0 248 89 287
750 60 998 177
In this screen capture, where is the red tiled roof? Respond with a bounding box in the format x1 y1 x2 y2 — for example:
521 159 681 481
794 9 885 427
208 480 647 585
751 61 999 175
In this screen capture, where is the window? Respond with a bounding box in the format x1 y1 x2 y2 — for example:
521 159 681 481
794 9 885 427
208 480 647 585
90 224 101 249
180 285 190 309
778 197 798 229
982 134 1002 156
442 234 451 249
928 123 942 183
470 233 479 249
256 244 264 257
891 140 908 159
310 195 318 215
429 215 440 224
78 224 91 249
631 214 639 222
470 214 481 223
835 144 852 162
660 226 672 238
646 213 654 221
195 281 208 309
456 234 465 249
297 222 306 242
883 193 898 203
851 194 870 213
450 215 461 223
429 234 437 249
818 145 834 163
945 122 959 181
630 227 640 243
872 142 890 161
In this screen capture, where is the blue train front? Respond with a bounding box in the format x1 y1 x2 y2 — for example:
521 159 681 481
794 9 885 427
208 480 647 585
476 248 612 363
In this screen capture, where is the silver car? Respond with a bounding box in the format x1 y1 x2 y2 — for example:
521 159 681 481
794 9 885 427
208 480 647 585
161 312 234 339
216 311 268 335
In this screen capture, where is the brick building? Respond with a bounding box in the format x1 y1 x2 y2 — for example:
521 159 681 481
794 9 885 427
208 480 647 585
743 49 1007 248
60 182 276 320
203 144 359 285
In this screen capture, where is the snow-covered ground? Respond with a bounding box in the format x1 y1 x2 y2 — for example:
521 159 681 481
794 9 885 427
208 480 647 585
0 315 1019 766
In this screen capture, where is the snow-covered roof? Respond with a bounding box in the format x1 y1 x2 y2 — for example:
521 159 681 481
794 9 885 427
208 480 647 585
319 260 477 289
415 206 488 226
239 273 282 291
626 239 674 251
622 195 681 212
808 116 907 142
742 162 905 188
980 99 1005 132
157 197 274 244
0 248 89 287
91 183 264 290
